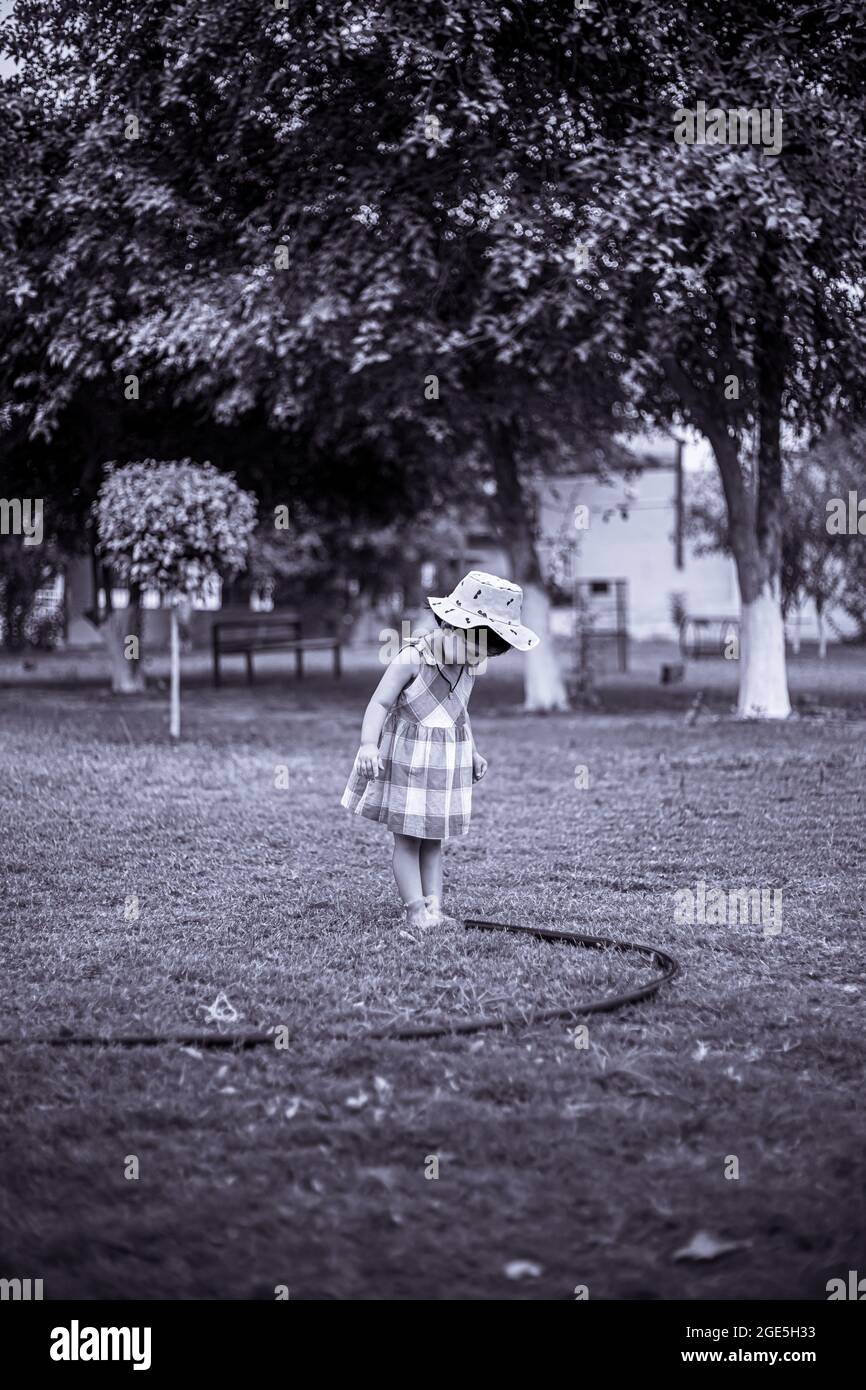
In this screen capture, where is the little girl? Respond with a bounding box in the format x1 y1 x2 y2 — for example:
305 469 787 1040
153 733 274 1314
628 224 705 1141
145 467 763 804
341 571 540 930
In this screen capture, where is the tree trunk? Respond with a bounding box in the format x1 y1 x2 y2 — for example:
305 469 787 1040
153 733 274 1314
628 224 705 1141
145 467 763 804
728 519 791 719
736 244 792 718
791 606 802 655
702 431 792 718
816 604 827 659
101 580 145 695
170 605 181 738
737 579 791 718
663 302 792 721
520 580 569 711
486 423 569 711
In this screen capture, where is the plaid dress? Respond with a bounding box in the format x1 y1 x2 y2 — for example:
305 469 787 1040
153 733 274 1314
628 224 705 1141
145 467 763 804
341 634 476 839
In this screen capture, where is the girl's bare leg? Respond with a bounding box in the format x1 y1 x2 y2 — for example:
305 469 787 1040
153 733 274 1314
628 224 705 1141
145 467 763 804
419 838 443 899
392 832 423 904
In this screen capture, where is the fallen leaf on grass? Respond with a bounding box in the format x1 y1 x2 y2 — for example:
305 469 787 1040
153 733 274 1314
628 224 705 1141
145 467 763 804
373 1075 393 1105
504 1260 543 1280
363 1167 398 1190
672 1231 751 1263
692 1040 710 1061
284 1098 301 1120
199 991 241 1025
345 1090 369 1110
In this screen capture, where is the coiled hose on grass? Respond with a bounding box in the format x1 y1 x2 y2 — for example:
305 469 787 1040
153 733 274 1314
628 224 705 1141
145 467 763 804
0 919 679 1047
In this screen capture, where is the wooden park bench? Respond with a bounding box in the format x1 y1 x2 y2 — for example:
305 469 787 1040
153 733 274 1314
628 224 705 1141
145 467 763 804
679 615 740 660
212 614 342 687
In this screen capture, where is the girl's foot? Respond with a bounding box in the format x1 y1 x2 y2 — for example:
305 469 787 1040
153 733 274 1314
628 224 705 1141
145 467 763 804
423 893 460 928
405 896 437 931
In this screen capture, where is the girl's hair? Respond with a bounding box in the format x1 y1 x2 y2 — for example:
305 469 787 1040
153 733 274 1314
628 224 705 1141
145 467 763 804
434 614 511 657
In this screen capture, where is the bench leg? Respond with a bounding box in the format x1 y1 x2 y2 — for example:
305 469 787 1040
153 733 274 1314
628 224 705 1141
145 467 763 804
246 651 254 685
334 644 341 678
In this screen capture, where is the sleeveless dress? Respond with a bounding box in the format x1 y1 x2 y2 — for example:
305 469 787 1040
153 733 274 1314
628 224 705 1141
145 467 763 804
340 633 476 839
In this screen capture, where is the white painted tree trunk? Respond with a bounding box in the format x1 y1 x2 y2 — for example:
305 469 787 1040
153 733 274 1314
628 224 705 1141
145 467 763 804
170 606 181 739
817 608 827 660
521 581 569 712
737 585 791 719
103 605 145 694
791 606 802 655
484 423 570 713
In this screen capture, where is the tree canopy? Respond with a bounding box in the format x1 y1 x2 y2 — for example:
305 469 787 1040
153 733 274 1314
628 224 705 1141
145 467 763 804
4 1 866 711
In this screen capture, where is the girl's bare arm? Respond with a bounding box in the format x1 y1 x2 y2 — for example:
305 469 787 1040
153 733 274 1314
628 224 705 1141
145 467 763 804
354 650 421 778
464 712 487 781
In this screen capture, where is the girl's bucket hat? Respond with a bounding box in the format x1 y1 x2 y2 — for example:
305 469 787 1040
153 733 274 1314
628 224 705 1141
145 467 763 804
427 570 540 651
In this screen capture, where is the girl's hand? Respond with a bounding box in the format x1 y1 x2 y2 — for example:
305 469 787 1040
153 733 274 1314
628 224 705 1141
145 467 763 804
356 742 384 779
472 751 488 783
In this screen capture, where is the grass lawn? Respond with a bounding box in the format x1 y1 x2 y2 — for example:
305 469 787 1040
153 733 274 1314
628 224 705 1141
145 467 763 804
1 652 864 1300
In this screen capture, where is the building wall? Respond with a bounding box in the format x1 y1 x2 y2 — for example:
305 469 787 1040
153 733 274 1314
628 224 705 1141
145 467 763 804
540 465 738 639
464 460 848 643
450 461 736 641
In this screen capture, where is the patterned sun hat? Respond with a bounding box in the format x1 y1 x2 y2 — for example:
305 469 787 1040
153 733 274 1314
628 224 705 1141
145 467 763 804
427 571 540 652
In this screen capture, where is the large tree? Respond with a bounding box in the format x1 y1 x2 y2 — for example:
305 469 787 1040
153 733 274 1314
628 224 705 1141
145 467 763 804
541 3 866 715
0 0 642 709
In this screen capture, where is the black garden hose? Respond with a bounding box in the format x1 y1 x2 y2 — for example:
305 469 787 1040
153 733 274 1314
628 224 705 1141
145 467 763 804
0 920 679 1047
361 919 680 1040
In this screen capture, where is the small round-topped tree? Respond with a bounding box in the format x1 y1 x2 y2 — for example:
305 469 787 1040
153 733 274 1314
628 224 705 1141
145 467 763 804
95 460 256 737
